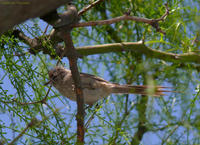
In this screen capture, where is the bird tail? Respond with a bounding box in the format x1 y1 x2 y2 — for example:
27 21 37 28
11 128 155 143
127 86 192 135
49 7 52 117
110 84 171 96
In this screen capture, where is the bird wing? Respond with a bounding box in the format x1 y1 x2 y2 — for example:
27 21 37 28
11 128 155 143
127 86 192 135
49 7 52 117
80 72 109 83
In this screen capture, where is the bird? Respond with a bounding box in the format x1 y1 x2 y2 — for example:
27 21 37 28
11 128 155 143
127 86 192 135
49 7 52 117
46 66 170 105
53 3 79 29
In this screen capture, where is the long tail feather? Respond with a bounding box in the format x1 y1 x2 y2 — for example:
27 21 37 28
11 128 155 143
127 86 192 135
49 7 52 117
111 84 172 96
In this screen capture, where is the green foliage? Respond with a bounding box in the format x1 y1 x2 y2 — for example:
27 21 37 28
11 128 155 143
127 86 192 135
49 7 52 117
0 0 200 144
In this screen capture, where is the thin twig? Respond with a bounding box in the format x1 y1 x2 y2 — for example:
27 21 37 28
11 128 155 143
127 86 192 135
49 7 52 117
74 15 155 27
155 3 169 21
161 125 179 145
74 4 169 34
8 118 39 145
78 0 105 16
43 24 49 35
7 106 63 145
125 94 129 114
191 33 199 46
111 101 135 144
2 85 52 106
85 104 101 129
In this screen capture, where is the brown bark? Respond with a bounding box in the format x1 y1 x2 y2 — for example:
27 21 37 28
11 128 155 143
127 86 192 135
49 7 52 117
0 0 70 35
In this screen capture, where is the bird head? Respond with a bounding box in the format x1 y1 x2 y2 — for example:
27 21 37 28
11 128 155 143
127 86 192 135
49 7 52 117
45 66 69 86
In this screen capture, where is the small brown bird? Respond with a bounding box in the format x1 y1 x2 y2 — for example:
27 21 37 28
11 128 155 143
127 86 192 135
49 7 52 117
46 66 170 105
53 3 78 29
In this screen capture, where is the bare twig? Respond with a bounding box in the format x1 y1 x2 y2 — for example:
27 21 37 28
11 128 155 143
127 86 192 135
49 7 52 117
43 24 49 35
150 3 169 34
8 118 39 145
154 3 169 21
12 29 62 57
151 122 183 132
1 85 52 106
192 33 199 46
85 104 101 129
74 4 169 34
161 125 179 145
78 0 105 16
125 94 129 114
12 30 39 47
74 15 158 27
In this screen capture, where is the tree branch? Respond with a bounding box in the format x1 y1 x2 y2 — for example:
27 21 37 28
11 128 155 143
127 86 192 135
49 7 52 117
10 31 200 65
54 4 85 143
12 29 63 56
78 0 105 16
0 0 70 35
62 32 85 144
74 3 169 34
76 42 200 64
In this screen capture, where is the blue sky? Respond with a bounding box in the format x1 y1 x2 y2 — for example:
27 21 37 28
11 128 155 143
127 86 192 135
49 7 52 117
0 1 200 144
